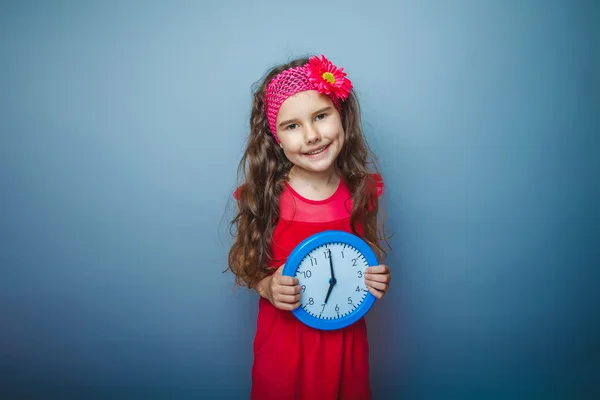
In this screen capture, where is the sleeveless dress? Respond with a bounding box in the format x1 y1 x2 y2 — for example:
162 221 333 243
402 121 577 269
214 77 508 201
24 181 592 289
247 175 383 400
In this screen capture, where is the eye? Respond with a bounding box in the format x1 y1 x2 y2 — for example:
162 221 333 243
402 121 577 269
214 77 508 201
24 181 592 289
315 113 326 121
286 123 299 130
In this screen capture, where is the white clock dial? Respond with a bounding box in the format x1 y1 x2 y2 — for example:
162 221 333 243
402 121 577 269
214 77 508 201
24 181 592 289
296 242 370 320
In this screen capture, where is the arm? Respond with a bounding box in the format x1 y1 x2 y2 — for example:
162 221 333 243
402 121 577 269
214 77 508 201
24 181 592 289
364 173 390 298
252 266 302 311
252 275 272 300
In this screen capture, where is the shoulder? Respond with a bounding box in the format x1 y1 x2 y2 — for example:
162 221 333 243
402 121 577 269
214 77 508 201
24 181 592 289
232 184 245 200
362 173 384 212
369 173 384 198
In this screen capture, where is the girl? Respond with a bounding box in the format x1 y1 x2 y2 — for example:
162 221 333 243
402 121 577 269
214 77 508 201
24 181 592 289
228 54 391 400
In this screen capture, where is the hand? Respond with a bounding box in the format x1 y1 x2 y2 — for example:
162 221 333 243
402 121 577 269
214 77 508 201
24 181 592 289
324 249 336 304
364 264 391 299
260 265 302 311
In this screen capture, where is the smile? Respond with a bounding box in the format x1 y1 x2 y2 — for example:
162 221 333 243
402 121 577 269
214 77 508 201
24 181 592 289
304 144 330 156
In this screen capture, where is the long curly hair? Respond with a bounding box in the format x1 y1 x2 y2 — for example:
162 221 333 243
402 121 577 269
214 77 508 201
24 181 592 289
227 56 389 290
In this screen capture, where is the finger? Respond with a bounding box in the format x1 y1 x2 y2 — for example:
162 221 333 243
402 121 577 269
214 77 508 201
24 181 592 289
274 275 299 286
273 264 288 276
276 299 301 311
274 293 302 304
367 286 384 299
366 265 389 274
275 284 302 296
364 272 390 283
365 279 388 292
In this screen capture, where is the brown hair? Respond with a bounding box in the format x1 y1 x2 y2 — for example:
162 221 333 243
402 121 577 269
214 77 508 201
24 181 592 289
227 56 389 290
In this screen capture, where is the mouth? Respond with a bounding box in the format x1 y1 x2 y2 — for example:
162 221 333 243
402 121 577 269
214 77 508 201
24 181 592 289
304 144 330 156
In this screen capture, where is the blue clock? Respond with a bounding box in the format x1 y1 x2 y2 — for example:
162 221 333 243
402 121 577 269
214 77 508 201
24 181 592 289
282 230 378 331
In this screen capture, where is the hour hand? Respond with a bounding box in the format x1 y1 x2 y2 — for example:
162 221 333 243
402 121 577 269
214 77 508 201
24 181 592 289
324 282 334 304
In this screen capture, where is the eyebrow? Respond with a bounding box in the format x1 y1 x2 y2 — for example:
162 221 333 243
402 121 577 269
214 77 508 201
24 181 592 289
278 106 334 128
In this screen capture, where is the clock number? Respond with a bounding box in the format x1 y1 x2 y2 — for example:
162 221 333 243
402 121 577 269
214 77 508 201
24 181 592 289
357 270 363 278
301 270 312 279
310 257 318 266
341 250 344 259
356 286 361 292
308 297 314 305
347 297 353 305
321 303 326 312
301 285 306 293
324 249 331 259
352 258 358 267
335 304 340 312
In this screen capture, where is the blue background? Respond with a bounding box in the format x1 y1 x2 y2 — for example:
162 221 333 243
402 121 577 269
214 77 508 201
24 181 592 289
1 0 598 398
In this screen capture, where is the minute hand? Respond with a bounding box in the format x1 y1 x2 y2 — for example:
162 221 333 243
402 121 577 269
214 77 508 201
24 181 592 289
328 248 336 281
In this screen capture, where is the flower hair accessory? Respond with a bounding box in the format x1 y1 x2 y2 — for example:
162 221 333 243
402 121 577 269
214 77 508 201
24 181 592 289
264 55 353 143
306 55 353 100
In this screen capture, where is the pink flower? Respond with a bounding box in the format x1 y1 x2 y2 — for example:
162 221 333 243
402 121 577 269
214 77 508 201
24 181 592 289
306 55 353 100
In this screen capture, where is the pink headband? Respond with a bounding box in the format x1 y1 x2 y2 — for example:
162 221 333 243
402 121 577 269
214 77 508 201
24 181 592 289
264 55 353 143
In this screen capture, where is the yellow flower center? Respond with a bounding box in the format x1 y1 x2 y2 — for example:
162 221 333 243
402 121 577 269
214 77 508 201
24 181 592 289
322 72 336 84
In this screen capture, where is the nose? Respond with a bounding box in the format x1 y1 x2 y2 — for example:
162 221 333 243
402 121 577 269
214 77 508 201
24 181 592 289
304 123 321 144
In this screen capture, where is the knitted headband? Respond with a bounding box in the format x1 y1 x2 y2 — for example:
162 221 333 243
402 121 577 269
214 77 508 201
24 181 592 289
264 55 353 143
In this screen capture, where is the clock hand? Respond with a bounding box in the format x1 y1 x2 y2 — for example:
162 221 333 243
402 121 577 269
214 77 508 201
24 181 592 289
328 248 336 281
324 282 334 304
324 248 337 304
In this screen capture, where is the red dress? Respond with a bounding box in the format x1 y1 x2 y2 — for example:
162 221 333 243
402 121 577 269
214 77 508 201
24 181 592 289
248 176 383 400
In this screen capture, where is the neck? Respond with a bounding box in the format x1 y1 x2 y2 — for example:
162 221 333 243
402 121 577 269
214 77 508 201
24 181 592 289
288 165 340 193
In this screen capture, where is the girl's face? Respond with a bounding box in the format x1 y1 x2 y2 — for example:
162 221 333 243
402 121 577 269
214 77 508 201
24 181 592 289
275 90 345 177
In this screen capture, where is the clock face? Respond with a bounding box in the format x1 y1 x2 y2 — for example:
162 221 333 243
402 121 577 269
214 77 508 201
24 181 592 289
295 242 370 320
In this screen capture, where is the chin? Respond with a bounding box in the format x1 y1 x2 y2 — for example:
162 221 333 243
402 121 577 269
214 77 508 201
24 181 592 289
302 159 337 173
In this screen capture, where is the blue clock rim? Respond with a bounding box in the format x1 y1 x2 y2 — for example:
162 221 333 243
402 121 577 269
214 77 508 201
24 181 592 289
282 230 378 331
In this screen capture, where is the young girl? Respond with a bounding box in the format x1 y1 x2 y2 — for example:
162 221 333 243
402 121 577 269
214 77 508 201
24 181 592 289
228 54 391 400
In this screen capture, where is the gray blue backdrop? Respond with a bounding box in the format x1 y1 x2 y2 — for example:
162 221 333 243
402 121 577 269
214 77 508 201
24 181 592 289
1 0 598 399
